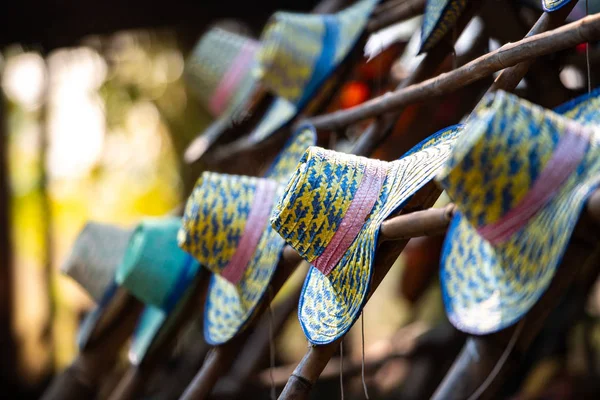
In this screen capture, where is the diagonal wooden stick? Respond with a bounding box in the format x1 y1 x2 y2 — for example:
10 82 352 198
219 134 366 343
350 0 481 157
367 0 426 32
307 12 600 130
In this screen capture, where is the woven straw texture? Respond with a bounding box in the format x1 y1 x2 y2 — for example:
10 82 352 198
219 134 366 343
420 0 469 53
186 28 259 118
438 91 600 335
271 125 463 344
61 222 132 303
258 0 378 104
179 126 316 344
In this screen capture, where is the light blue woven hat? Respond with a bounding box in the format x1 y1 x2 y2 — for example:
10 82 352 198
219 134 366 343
115 217 200 363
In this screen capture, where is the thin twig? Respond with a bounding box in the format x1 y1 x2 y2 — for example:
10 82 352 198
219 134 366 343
308 13 600 130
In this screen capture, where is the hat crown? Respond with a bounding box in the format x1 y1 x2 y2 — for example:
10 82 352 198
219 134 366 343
116 217 197 309
272 146 379 263
186 28 259 117
257 0 377 104
179 173 275 275
437 91 592 229
61 222 132 302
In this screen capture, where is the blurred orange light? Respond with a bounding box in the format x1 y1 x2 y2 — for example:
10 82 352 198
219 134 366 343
340 81 370 109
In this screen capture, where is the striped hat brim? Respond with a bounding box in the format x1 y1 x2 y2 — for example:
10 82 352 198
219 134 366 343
271 125 463 344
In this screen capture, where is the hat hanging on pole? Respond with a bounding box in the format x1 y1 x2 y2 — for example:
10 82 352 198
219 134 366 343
438 90 600 335
178 125 317 345
270 123 463 344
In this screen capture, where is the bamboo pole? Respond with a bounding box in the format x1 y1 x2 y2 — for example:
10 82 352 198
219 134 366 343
307 12 600 130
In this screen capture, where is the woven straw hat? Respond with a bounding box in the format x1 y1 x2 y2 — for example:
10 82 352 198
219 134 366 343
246 0 379 143
61 222 133 303
178 126 316 344
420 0 469 53
186 0 380 161
116 217 199 309
270 125 463 344
438 90 600 335
186 28 260 119
113 217 199 363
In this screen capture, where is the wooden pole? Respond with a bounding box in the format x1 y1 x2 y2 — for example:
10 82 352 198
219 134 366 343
178 249 303 400
367 0 425 33
107 271 210 400
350 0 481 157
40 294 144 400
307 12 600 130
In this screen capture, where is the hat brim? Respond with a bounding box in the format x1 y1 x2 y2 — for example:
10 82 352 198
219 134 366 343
542 0 573 12
419 0 469 54
202 127 317 344
298 124 463 344
204 220 285 345
440 144 600 335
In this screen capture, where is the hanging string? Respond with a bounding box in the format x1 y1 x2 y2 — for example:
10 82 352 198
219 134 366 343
465 319 526 400
586 0 592 94
361 312 370 399
268 286 276 400
340 341 345 400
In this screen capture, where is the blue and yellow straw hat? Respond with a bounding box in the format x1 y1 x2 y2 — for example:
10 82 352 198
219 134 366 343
419 0 469 53
246 0 380 143
270 125 463 345
186 28 260 120
115 217 200 364
178 126 316 344
437 90 600 335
